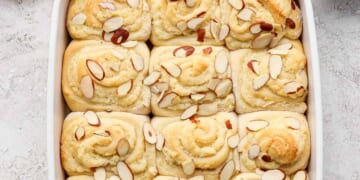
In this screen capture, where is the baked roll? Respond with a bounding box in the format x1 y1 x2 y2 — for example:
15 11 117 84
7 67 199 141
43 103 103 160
67 0 151 42
236 111 310 176
220 0 302 49
148 45 235 117
61 112 157 180
151 112 238 179
230 39 307 114
62 40 151 114
150 0 225 46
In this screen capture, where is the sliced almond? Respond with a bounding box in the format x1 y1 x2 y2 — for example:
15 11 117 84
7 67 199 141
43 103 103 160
198 103 217 116
93 129 111 137
72 13 86 25
252 33 274 49
227 134 240 148
190 93 206 101
293 170 308 180
196 11 206 18
225 120 233 129
173 46 195 57
185 0 196 7
285 118 300 130
269 55 282 79
80 75 94 99
253 74 269 90
232 149 241 171
261 169 285 180
117 161 134 180
117 80 133 97
237 8 254 21
228 0 244 10
99 2 116 11
127 0 140 8
151 82 169 94
237 136 247 153
156 134 165 151
255 168 265 175
219 24 230 41
190 116 200 123
86 59 105 81
188 176 205 180
85 111 100 126
103 31 114 41
248 144 260 159
75 127 85 141
156 90 166 103
177 21 187 31
268 43 293 55
215 50 229 74
187 17 204 30
210 19 220 39
215 79 232 98
121 41 138 48
103 16 123 33
117 138 130 156
197 28 205 42
131 54 144 71
202 47 213 55
207 78 221 91
249 23 262 34
247 60 260 74
144 71 161 86
181 105 198 120
284 81 303 94
286 18 296 29
260 22 273 31
109 176 120 180
158 92 177 108
112 50 125 60
297 70 308 88
111 28 129 44
153 176 179 180
143 123 157 144
220 161 235 180
161 62 182 77
246 119 269 131
182 159 195 175
94 167 106 180
110 63 120 72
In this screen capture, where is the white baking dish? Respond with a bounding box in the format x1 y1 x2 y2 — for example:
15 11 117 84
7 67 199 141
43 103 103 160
47 0 323 179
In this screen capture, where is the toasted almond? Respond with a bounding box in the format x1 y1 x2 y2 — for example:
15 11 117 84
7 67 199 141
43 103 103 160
220 161 235 180
187 17 204 30
75 127 85 141
109 176 120 180
268 43 292 55
225 120 233 129
219 24 230 41
210 19 220 39
286 18 296 29
293 170 308 180
85 111 100 126
247 60 260 74
156 134 165 151
269 55 282 79
127 0 140 8
207 78 221 91
237 136 247 153
190 93 206 101
227 134 240 148
117 80 133 97
182 159 195 175
197 28 205 42
131 54 144 71
188 176 205 180
215 79 232 98
260 22 273 31
249 23 262 34
252 33 274 49
144 71 161 86
99 2 116 10
94 167 106 180
202 47 213 55
247 119 269 131
151 82 169 94
161 62 182 77
253 74 269 90
185 0 196 7
72 13 86 25
117 161 134 180
121 41 138 48
158 92 177 108
103 16 123 33
284 81 303 94
261 169 285 180
248 144 260 159
173 46 195 57
285 117 300 130
117 138 130 156
237 8 255 21
143 123 157 144
103 31 114 41
181 105 198 120
177 21 187 31
111 28 129 44
86 59 105 81
80 75 94 99
228 0 244 10
198 103 218 116
215 50 229 74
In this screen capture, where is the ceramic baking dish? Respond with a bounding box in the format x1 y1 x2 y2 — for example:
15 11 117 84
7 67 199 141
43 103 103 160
47 0 323 179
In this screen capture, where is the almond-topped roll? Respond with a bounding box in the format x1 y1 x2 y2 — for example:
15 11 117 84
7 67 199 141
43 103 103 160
230 39 308 114
236 111 310 177
151 112 238 179
148 45 235 117
67 0 151 42
61 112 157 180
62 40 151 114
150 0 225 46
220 0 302 49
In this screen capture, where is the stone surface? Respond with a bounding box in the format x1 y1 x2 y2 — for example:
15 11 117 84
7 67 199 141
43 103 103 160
0 0 358 179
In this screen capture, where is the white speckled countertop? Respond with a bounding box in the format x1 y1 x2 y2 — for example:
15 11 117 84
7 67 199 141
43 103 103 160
0 0 359 179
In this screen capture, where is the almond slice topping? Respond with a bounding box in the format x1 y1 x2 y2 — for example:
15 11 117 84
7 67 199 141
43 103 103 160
188 176 205 180
285 118 300 130
109 176 120 180
99 2 116 10
248 144 260 159
261 169 285 180
252 33 274 49
185 0 196 7
181 105 198 120
117 80 133 97
284 81 303 94
156 134 165 151
143 123 157 144
80 75 94 99
72 13 86 25
177 21 187 31
227 134 240 148
86 59 105 81
215 50 229 74
237 136 247 153
127 0 140 8
173 46 195 57
151 82 169 94
187 17 204 30
117 138 130 156
94 167 106 180
219 24 230 41
238 8 255 21
232 148 241 171
269 55 282 79
293 170 308 180
190 93 206 101
182 159 195 175
111 28 129 44
75 127 85 141
85 111 100 126
247 119 269 131
215 79 232 98
250 23 262 34
286 18 296 29
103 31 114 42
197 28 205 42
93 129 111 137
144 71 161 86
268 43 293 55
297 70 308 88
117 161 134 180
210 19 220 39
207 78 221 91
112 50 125 60
131 54 144 71
103 16 123 33
253 74 269 90
161 62 182 77
121 41 138 48
228 0 244 10
247 60 260 74
158 92 177 108
220 161 235 180
198 103 218 116
153 176 179 180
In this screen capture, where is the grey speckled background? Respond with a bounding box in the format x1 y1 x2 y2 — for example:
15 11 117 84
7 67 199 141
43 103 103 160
0 0 359 179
